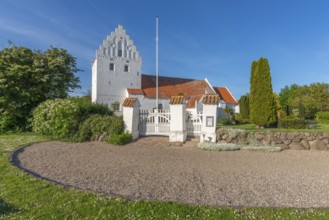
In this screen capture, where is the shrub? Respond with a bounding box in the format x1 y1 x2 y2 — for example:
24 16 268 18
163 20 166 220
69 96 112 122
32 99 80 139
316 112 329 124
278 116 307 129
107 133 133 145
75 114 124 142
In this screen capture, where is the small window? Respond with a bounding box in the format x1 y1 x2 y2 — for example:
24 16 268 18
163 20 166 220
109 63 114 71
124 65 129 72
137 72 139 76
158 104 163 110
118 49 122 57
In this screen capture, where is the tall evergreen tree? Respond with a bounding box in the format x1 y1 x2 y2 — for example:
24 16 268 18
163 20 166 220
249 57 277 127
239 94 250 119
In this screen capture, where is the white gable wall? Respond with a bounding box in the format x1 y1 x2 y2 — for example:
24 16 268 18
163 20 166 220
92 25 142 111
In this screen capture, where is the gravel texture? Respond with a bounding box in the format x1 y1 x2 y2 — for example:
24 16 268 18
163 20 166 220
13 137 329 208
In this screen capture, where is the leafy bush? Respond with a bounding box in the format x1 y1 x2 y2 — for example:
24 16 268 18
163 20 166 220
278 116 307 129
32 99 80 139
69 96 112 122
316 112 329 124
75 114 124 142
107 133 133 145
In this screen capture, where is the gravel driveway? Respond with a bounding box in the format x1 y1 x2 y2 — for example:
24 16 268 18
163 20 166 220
13 137 329 208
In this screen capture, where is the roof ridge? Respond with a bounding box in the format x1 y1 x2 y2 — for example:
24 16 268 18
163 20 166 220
141 74 202 81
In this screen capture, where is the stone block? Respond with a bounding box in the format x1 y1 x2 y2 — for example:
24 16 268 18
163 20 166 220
289 142 305 150
307 136 316 141
323 133 329 138
287 133 296 140
300 140 310 150
255 133 265 141
310 140 327 150
323 138 329 145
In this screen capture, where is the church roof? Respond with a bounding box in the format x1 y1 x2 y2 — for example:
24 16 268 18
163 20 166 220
213 87 238 105
140 74 215 108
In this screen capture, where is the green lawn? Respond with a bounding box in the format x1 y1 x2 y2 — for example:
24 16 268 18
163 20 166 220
1 134 329 219
218 123 329 133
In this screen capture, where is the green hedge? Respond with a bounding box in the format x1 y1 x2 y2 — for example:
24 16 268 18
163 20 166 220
316 112 329 124
75 114 124 142
107 133 133 145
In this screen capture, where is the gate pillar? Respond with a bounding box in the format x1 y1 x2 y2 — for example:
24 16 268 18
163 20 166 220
122 98 140 140
200 95 218 143
169 96 187 143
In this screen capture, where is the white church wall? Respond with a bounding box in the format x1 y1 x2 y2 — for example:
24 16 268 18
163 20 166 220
91 59 97 102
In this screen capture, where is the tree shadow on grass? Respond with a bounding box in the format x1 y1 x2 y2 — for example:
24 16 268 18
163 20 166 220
0 198 19 217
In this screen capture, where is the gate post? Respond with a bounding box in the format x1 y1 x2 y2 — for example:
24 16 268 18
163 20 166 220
169 96 187 143
201 95 218 143
122 98 140 140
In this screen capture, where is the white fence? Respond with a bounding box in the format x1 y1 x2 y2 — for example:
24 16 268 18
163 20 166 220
139 109 171 136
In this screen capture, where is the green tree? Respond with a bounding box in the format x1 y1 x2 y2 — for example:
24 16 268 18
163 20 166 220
0 43 80 132
249 57 277 127
239 94 250 119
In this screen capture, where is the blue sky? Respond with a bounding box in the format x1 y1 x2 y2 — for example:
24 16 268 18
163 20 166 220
1 0 329 99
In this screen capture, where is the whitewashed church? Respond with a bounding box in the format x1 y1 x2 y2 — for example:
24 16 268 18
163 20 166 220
92 25 239 117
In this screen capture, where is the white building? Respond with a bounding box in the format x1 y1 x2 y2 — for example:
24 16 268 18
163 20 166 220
92 25 239 116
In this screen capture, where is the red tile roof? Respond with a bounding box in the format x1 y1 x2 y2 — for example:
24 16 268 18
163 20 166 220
213 87 238 105
141 74 215 108
122 98 138 107
127 88 144 95
169 96 185 105
202 95 219 105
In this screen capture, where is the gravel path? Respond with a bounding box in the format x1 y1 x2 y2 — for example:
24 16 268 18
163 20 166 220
13 137 329 208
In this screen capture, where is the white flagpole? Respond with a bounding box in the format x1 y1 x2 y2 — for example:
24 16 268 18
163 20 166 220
156 16 159 111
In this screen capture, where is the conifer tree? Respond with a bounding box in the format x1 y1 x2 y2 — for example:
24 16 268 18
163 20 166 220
249 57 277 127
239 94 250 119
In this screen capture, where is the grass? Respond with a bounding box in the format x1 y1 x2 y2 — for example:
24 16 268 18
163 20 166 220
218 123 329 133
1 134 329 219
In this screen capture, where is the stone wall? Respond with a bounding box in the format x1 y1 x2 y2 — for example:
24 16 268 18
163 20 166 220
216 128 329 150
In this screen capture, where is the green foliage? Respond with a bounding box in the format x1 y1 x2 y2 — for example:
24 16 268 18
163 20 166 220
316 112 329 124
107 133 133 145
278 117 307 129
234 113 250 124
238 94 250 119
32 99 80 139
217 118 234 126
279 83 329 119
75 114 124 142
0 43 80 132
223 108 234 118
249 57 277 127
69 96 113 122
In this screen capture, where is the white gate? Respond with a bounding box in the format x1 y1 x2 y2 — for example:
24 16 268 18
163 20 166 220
186 111 203 137
139 109 171 136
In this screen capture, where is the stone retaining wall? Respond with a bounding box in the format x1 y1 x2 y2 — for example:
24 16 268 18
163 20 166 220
216 128 329 150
